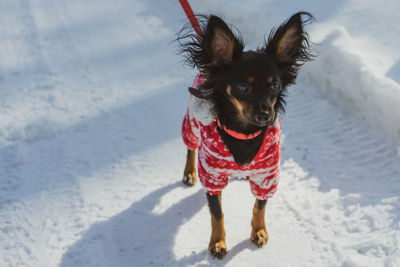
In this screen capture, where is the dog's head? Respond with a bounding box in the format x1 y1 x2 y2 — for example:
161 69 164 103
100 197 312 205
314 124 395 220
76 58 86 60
178 12 313 132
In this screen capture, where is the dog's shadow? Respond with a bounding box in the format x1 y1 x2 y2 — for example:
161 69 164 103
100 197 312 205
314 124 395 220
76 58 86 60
60 181 259 266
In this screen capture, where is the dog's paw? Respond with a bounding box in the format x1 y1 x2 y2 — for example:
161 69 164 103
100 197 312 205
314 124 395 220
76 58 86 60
182 172 197 186
208 240 227 259
251 229 269 248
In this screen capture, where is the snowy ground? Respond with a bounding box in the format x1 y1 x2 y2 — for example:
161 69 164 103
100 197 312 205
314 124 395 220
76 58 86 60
0 0 399 266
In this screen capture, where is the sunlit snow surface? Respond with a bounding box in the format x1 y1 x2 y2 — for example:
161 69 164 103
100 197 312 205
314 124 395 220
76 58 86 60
0 0 399 266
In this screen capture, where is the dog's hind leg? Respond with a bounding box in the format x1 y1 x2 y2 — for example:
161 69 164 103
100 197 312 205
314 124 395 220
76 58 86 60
207 192 227 259
251 199 269 247
183 149 197 186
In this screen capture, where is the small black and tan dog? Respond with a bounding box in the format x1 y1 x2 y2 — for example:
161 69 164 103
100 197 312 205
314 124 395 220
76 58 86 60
178 12 313 259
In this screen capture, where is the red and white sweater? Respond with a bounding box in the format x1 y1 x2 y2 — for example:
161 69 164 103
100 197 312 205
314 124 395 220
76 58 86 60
182 75 281 200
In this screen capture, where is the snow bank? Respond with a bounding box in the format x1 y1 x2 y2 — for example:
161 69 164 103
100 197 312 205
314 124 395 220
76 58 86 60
301 27 400 144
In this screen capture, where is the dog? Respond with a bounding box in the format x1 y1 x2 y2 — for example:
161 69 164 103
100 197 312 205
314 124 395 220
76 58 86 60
178 12 313 259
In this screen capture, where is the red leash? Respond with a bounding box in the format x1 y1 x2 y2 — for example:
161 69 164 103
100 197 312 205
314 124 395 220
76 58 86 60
179 0 202 38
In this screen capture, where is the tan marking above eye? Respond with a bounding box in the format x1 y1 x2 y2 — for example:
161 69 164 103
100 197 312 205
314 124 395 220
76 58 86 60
267 76 274 83
247 77 255 84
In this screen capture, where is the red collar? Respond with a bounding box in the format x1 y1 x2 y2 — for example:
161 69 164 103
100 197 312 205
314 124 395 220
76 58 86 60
216 118 262 140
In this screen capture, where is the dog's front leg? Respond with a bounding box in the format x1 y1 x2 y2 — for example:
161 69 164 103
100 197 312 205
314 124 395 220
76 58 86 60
207 192 227 259
183 149 197 186
251 199 268 247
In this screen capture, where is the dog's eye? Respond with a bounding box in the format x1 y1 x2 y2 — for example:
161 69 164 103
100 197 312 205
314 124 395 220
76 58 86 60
237 83 250 94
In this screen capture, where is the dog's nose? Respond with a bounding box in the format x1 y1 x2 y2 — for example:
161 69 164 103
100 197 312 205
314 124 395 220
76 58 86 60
256 102 271 124
255 111 270 124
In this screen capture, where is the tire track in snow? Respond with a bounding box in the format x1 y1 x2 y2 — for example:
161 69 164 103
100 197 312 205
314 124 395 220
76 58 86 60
278 80 400 265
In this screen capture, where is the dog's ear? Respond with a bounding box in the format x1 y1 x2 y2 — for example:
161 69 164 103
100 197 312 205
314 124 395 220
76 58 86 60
264 12 313 87
203 15 244 65
176 15 244 99
176 15 244 72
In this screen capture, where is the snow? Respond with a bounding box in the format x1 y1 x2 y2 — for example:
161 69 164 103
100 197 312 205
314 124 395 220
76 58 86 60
302 28 400 144
0 0 399 266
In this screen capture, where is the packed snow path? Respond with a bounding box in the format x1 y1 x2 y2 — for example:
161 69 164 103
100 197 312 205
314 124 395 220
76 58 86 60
0 1 399 266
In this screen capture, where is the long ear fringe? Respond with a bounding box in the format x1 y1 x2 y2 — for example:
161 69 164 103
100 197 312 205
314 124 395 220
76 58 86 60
264 12 315 88
175 15 209 72
276 91 287 114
